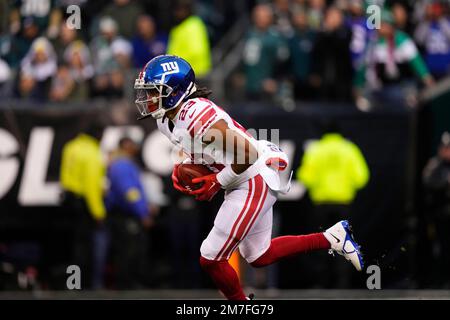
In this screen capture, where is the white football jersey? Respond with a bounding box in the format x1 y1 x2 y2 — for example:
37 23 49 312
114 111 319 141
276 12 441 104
157 98 291 192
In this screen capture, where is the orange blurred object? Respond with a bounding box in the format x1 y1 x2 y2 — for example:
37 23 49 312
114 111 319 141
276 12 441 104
229 251 241 280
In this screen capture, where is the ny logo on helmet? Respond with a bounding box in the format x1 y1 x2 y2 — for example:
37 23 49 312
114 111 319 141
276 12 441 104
161 61 179 73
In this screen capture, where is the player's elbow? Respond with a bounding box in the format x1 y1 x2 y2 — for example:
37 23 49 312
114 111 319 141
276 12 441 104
231 145 258 174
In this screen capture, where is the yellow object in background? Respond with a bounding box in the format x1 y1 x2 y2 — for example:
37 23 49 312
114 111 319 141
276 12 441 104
297 133 370 204
167 16 212 78
229 251 241 280
60 134 106 220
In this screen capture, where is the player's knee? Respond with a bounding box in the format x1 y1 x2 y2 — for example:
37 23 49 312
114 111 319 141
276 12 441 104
249 247 272 268
200 239 219 261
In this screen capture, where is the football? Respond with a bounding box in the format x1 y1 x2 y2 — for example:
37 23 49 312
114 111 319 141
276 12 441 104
177 163 213 190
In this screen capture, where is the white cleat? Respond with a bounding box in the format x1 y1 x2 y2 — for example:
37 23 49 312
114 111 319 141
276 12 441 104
323 220 364 271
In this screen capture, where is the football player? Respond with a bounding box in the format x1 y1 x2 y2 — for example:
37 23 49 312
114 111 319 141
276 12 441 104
134 55 364 300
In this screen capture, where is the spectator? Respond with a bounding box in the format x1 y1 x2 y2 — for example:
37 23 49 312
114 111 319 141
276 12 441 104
105 137 153 289
346 0 373 71
131 15 167 68
310 6 353 102
415 2 450 80
242 4 288 100
354 10 434 110
392 2 412 34
101 0 144 40
52 22 79 62
292 0 308 12
90 16 132 98
19 37 57 101
288 8 317 100
271 0 294 37
422 131 450 289
412 0 430 25
0 58 11 85
4 16 39 69
308 0 326 30
9 0 62 38
62 40 94 101
297 122 370 209
49 63 75 102
167 0 212 79
296 121 369 287
59 122 107 289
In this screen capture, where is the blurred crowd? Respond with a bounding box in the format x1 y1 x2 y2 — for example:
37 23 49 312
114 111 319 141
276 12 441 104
235 0 450 110
0 0 239 102
1 0 450 110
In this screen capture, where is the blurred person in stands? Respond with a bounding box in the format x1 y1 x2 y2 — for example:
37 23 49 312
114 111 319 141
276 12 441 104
9 0 62 38
90 16 132 99
0 58 11 96
415 1 450 80
308 0 326 30
413 0 432 25
271 0 294 37
310 6 353 102
392 2 412 34
18 37 57 101
167 0 211 79
49 63 75 101
105 137 154 289
288 8 317 100
346 0 373 72
63 40 94 101
132 15 167 68
52 22 79 62
292 0 307 13
354 10 434 111
3 16 40 69
241 4 289 100
101 0 144 40
296 121 369 287
59 122 107 289
423 131 450 288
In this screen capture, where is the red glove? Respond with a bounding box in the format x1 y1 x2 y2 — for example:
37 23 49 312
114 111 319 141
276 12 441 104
191 173 222 201
171 164 193 195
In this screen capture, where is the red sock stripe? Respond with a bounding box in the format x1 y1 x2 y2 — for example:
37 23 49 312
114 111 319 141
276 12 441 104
222 175 266 260
214 178 254 261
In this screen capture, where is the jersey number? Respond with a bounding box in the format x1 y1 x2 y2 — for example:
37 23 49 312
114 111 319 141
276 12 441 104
179 101 196 121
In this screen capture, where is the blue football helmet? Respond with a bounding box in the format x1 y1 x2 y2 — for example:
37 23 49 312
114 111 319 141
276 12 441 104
134 55 196 119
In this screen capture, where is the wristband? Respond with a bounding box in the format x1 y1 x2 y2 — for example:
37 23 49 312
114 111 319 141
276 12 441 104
216 166 239 189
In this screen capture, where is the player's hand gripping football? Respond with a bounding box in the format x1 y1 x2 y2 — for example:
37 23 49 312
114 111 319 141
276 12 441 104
171 164 193 195
191 173 222 201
